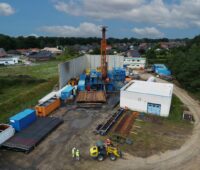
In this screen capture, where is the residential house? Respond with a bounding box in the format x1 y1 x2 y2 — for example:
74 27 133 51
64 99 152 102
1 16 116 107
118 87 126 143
28 51 54 61
0 57 19 65
42 47 62 55
126 49 141 58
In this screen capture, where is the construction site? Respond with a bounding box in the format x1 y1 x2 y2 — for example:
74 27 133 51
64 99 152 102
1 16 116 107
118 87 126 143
0 27 198 170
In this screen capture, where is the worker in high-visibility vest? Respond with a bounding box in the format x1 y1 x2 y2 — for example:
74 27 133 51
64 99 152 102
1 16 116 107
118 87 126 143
105 138 112 147
76 149 80 161
72 147 76 159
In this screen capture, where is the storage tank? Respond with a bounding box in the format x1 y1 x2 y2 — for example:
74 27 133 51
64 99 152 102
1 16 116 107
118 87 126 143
38 91 57 104
147 76 156 82
56 85 71 98
61 86 74 100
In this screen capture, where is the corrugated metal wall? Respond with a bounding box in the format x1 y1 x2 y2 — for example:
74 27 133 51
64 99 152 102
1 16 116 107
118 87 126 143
85 55 124 70
59 56 87 89
85 55 100 69
107 55 124 70
59 55 124 88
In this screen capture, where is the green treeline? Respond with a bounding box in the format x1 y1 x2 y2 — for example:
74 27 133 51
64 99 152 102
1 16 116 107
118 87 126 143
0 34 171 50
144 35 200 97
167 36 200 94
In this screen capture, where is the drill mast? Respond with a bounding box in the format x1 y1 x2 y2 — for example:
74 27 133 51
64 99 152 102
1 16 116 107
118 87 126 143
101 26 108 79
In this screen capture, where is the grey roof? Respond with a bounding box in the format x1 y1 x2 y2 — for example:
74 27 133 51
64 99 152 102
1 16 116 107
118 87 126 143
28 51 53 58
127 50 141 58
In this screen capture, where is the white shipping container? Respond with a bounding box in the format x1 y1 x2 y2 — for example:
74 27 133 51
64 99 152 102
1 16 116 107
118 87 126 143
0 124 15 145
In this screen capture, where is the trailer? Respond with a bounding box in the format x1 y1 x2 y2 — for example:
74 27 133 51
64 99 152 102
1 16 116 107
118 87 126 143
2 117 63 153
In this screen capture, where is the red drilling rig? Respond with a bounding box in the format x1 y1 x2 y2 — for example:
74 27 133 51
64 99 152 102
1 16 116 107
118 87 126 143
101 26 108 79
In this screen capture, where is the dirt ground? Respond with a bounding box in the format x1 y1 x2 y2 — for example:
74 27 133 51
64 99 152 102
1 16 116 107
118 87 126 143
0 94 120 170
120 115 193 158
0 76 200 170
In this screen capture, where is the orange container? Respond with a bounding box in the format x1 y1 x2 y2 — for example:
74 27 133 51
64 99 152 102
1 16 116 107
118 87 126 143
125 77 132 82
35 97 60 117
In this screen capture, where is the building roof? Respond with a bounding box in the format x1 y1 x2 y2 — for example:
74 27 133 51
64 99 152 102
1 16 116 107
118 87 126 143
7 50 21 55
121 80 173 97
28 51 53 58
42 47 62 53
127 50 141 58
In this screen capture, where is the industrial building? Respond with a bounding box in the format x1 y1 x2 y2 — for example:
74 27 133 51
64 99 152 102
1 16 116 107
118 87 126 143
124 57 146 69
120 80 173 117
0 57 19 65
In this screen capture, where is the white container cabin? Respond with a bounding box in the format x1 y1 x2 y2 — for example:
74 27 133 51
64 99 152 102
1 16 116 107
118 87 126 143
120 80 173 117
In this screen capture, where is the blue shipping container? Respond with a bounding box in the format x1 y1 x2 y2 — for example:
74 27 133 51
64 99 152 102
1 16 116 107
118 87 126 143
153 64 171 76
61 85 74 100
9 109 37 132
156 68 171 76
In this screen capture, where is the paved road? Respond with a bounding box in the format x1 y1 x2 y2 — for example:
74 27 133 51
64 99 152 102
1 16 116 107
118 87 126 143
93 76 200 170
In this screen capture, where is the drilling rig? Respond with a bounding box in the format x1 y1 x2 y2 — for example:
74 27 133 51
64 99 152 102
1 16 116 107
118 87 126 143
101 26 108 80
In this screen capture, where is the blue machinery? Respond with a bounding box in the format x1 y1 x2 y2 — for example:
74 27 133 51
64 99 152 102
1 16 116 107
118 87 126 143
78 68 126 92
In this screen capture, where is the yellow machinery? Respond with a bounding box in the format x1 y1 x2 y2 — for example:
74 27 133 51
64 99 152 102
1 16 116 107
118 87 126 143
86 68 90 75
90 140 122 161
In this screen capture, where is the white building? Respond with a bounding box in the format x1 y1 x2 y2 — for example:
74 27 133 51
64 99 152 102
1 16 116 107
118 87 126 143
124 57 146 69
0 57 19 66
120 80 173 117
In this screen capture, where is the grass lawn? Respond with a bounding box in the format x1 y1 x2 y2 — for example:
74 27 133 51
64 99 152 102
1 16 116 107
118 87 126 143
0 61 60 79
0 85 35 103
107 95 193 158
121 118 193 157
0 60 61 123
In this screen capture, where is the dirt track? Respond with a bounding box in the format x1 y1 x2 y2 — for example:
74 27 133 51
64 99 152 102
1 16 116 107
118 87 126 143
96 76 200 170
